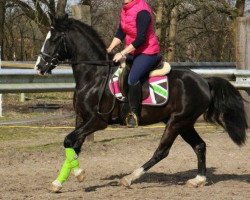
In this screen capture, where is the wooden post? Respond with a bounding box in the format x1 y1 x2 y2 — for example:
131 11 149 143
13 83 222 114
236 16 250 126
20 93 26 102
71 5 91 26
71 5 94 142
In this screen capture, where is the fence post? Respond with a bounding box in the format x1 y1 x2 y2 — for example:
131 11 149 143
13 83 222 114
71 5 94 142
0 46 2 117
236 16 250 126
20 93 26 102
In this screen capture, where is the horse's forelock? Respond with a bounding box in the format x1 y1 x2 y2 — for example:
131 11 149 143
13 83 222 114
52 17 72 32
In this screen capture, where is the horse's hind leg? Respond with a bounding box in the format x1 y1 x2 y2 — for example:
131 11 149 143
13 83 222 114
180 127 207 187
120 121 179 187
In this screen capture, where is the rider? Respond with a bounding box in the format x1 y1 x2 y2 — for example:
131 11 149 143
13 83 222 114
107 0 161 128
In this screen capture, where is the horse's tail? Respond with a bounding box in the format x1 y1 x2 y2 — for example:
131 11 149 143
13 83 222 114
204 77 248 146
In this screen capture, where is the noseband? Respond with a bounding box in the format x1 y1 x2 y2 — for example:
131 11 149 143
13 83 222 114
39 51 59 72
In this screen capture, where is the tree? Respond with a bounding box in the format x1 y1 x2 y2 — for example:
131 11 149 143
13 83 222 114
166 6 178 61
80 0 91 5
155 0 165 45
8 0 68 33
56 0 67 17
154 0 248 62
0 0 6 59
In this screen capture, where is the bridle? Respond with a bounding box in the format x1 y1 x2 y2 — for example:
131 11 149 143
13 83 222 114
38 30 117 118
38 32 69 74
39 51 59 73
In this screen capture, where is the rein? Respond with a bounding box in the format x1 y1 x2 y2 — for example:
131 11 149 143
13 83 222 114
96 54 117 117
64 54 117 117
64 55 117 117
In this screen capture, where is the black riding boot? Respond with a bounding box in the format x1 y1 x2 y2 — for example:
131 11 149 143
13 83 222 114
125 82 141 128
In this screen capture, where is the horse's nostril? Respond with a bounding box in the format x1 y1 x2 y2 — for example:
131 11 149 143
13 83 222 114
37 70 44 76
35 63 43 70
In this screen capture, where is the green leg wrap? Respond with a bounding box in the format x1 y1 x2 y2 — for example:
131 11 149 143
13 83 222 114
56 148 80 184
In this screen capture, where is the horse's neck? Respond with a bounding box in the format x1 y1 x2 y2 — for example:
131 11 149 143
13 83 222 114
70 31 105 62
69 31 107 89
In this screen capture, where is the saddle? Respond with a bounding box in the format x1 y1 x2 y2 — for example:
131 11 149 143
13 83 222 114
109 60 171 106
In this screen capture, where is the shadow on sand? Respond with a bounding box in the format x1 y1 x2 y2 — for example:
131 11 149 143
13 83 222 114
84 167 250 192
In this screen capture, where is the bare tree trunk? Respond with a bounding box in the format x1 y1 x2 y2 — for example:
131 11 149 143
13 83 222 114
81 0 91 5
155 0 164 39
235 0 246 17
0 0 6 59
166 6 178 62
56 0 67 17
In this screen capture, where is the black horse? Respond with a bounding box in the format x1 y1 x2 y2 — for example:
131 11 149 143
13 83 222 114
35 15 247 190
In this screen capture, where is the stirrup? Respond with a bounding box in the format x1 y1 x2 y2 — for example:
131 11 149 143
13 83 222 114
125 112 139 128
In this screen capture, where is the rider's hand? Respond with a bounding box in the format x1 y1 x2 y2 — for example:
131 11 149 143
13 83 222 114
113 52 124 63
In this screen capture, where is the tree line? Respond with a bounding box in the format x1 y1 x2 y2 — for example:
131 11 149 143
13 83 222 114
0 0 247 62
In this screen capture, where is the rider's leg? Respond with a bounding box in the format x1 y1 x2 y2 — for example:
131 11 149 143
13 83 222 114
126 81 141 127
126 54 160 127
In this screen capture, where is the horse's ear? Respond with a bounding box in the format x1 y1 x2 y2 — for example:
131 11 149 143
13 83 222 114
49 13 56 26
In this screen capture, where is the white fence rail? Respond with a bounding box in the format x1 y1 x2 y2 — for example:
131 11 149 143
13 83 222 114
0 69 74 93
0 62 250 120
0 67 250 93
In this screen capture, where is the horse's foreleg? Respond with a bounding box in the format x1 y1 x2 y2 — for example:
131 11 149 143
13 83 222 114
120 123 179 187
180 127 207 187
51 118 107 192
51 148 85 192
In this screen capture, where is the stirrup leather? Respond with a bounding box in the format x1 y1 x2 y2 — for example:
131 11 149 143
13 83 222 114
125 112 139 128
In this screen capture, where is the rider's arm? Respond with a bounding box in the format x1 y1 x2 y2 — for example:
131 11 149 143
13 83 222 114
107 24 125 53
115 24 126 41
107 37 122 53
132 10 151 48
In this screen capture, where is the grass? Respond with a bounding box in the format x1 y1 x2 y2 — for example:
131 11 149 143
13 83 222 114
0 92 225 154
0 127 39 141
0 126 67 154
0 92 76 127
19 141 63 152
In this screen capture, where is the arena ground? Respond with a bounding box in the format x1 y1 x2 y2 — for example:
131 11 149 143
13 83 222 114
0 123 249 200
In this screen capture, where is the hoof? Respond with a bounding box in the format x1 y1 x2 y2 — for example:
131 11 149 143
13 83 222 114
76 169 86 182
120 176 132 187
50 180 62 193
186 176 207 188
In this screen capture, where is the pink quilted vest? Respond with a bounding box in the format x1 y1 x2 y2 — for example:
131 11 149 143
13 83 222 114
120 0 160 55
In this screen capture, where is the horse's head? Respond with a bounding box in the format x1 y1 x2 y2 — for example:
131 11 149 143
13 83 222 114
35 14 71 75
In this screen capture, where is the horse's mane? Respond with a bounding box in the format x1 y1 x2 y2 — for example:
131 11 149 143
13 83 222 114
54 16 107 54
